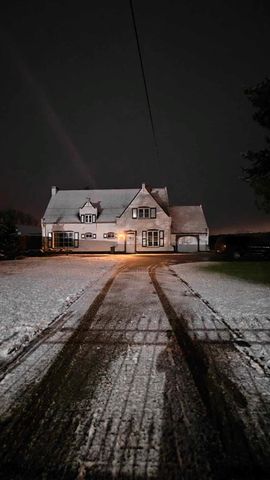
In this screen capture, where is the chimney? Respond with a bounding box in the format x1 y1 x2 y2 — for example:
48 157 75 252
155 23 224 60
142 182 146 190
51 186 58 196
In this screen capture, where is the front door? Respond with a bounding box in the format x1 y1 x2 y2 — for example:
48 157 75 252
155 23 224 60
126 231 136 253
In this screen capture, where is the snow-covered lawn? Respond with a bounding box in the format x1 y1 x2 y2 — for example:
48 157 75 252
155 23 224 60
0 255 119 363
171 261 270 371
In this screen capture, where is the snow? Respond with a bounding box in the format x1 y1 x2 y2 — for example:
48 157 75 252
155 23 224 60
0 255 118 362
171 261 270 372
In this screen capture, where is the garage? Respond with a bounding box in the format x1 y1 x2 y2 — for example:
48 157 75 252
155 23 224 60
177 235 198 252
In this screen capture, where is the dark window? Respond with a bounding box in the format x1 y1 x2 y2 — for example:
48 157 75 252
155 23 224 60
53 232 74 248
142 230 164 247
148 231 158 247
104 232 115 238
85 214 96 223
85 232 96 239
138 207 150 218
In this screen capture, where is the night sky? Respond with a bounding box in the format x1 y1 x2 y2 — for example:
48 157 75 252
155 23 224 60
1 0 270 233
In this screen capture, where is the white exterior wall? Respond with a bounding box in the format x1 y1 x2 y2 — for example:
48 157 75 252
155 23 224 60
198 233 209 251
116 187 173 252
42 222 125 252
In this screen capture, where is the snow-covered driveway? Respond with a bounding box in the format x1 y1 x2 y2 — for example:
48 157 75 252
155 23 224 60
0 255 119 362
1 254 269 477
0 256 224 479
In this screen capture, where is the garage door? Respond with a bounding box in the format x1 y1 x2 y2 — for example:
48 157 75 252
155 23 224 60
177 236 198 252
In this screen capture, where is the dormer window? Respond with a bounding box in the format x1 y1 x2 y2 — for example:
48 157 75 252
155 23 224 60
79 199 98 224
81 214 96 223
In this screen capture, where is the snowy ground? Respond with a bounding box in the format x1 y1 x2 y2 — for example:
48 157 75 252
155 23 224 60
0 255 119 363
171 261 270 372
1 256 270 474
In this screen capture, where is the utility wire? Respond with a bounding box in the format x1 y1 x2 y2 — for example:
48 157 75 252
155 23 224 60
129 0 159 160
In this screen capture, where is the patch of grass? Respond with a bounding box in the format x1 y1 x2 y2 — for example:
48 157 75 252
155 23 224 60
200 261 270 285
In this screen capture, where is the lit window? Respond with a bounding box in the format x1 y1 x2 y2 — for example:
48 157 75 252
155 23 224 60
48 232 52 248
74 232 79 247
132 208 137 218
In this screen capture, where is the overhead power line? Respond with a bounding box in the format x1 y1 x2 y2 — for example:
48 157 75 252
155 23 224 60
129 0 159 160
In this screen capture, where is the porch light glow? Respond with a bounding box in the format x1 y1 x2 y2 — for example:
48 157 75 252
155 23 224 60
117 233 125 240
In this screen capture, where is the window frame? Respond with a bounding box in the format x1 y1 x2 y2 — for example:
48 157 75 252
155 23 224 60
150 208 156 218
74 232 79 248
141 230 164 247
104 232 115 239
159 230 164 247
132 208 138 219
132 207 157 219
53 231 77 248
48 232 52 248
138 207 149 218
81 214 96 223
142 230 147 246
85 232 96 239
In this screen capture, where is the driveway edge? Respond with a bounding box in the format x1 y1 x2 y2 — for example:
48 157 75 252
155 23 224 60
152 265 270 477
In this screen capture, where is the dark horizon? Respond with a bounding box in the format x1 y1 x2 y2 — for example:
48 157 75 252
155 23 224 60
1 0 270 233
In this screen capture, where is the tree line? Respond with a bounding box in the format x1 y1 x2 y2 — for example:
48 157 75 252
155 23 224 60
0 209 38 258
243 77 270 213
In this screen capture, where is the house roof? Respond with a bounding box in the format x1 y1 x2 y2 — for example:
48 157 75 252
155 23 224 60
43 187 169 223
169 206 208 233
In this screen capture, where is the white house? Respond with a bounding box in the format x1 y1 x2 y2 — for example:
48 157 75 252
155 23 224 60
41 183 209 253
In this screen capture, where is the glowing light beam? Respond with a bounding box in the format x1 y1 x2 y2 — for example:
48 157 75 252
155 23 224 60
2 29 95 187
